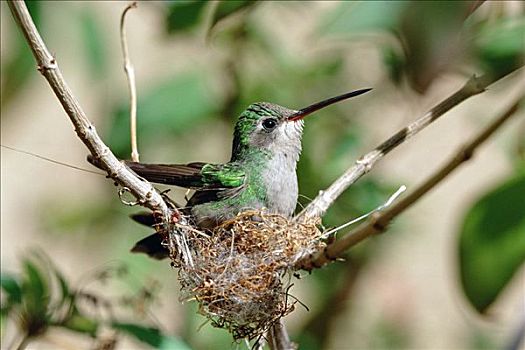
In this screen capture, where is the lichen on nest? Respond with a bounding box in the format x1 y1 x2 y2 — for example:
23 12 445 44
166 209 324 340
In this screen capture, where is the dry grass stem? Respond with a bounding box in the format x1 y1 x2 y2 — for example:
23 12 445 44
120 2 139 162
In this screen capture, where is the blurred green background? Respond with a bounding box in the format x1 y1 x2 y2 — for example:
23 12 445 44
1 1 524 349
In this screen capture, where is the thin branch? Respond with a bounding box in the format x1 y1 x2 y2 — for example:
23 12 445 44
14 332 31 350
120 1 139 162
298 96 523 270
268 320 297 350
506 312 525 350
7 1 173 220
465 0 485 19
299 257 362 348
296 71 520 220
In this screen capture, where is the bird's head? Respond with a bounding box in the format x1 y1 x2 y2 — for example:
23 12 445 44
231 88 371 161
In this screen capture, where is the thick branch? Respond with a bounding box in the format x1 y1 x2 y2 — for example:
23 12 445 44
7 1 171 217
298 96 522 270
296 72 520 220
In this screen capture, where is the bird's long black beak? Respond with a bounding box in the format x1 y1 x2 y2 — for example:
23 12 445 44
287 88 372 121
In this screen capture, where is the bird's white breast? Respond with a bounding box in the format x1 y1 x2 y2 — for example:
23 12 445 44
261 120 303 217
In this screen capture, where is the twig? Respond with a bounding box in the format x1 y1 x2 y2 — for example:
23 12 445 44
298 96 523 270
14 332 31 350
120 1 139 162
296 72 520 220
299 257 362 349
7 1 173 219
268 319 297 350
506 312 525 350
465 0 485 19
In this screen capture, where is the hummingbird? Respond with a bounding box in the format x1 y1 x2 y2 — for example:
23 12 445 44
119 88 371 259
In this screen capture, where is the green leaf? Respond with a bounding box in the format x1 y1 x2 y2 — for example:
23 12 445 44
1 273 23 304
1 40 34 106
31 250 70 304
21 258 51 319
51 268 69 304
25 0 42 25
23 259 47 304
60 308 98 337
459 172 525 313
107 72 218 157
396 1 471 92
382 46 405 85
42 200 117 234
319 1 407 36
166 1 208 33
78 9 107 78
113 322 192 349
320 1 472 92
475 18 525 79
209 0 256 31
1 1 42 106
18 258 50 336
158 336 193 350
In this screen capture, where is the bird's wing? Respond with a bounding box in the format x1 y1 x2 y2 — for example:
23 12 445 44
187 184 245 207
124 161 246 190
131 233 170 260
124 161 206 187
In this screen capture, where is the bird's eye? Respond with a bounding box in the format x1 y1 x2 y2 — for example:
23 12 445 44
262 118 278 131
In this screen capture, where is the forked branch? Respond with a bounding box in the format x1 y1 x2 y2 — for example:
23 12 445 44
297 71 521 220
7 1 172 219
298 96 523 270
8 1 523 348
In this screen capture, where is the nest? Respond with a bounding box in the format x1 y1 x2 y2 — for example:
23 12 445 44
167 210 324 340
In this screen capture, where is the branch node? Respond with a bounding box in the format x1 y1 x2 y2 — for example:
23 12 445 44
37 60 57 73
465 74 487 95
75 129 84 139
370 212 388 233
298 97 521 270
296 69 521 220
356 155 373 173
458 146 474 161
322 247 336 263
